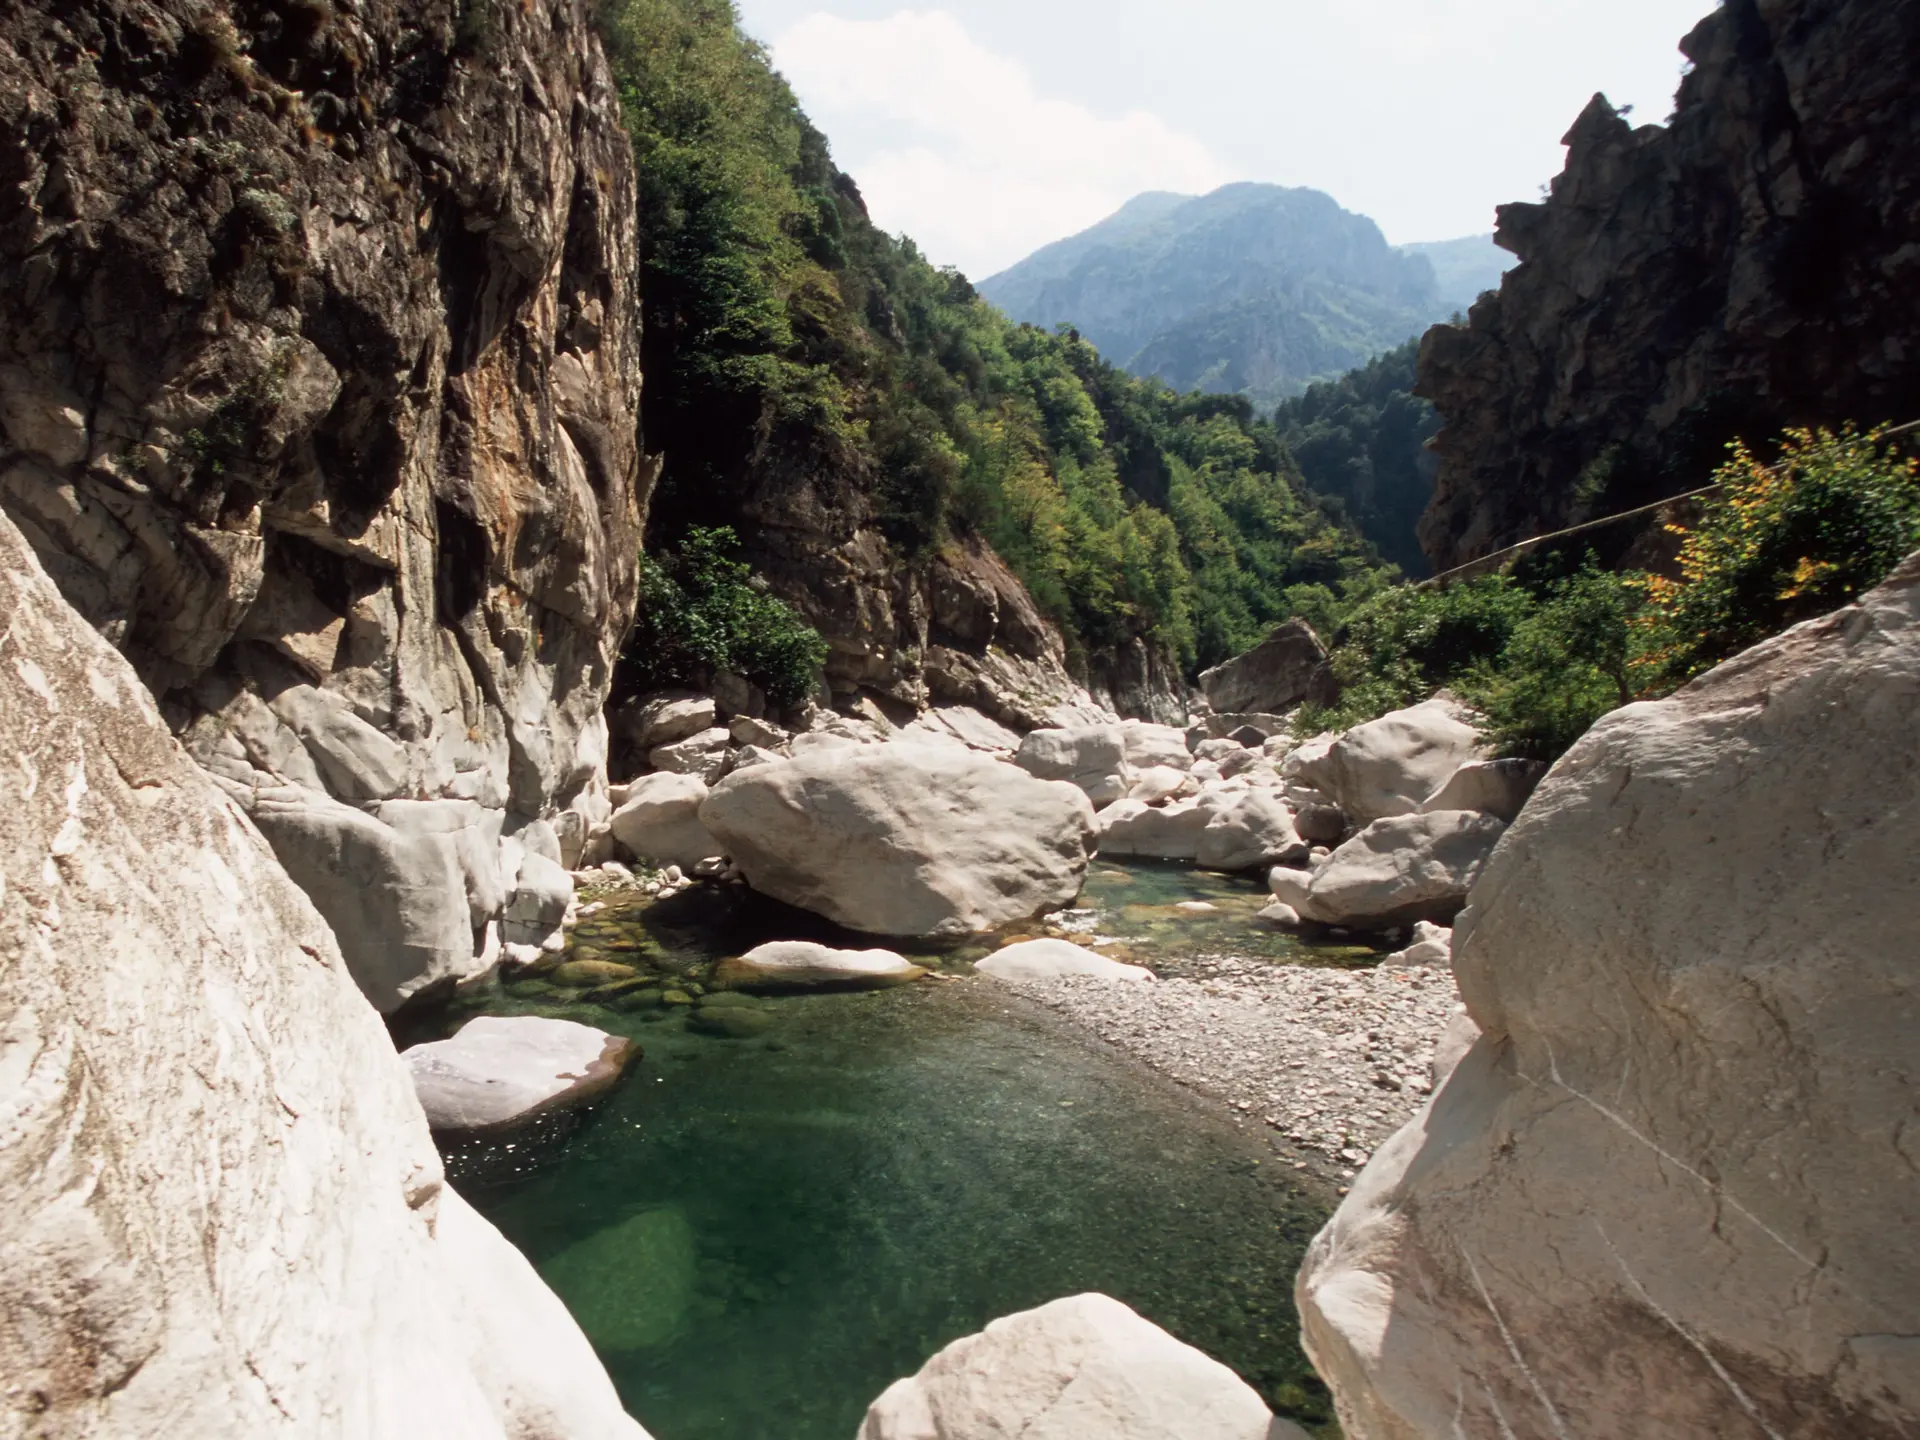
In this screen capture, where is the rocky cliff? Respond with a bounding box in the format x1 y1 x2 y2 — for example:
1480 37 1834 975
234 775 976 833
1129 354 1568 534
1417 0 1920 571
0 509 648 1438
1296 552 1920 1437
0 0 648 1009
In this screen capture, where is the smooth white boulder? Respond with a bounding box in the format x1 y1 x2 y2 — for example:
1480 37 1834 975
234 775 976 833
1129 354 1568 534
650 725 732 782
0 512 649 1438
1120 720 1195 771
1419 756 1548 823
1298 810 1507 929
1096 797 1210 861
1384 920 1453 966
1127 765 1195 804
1194 790 1309 871
1292 700 1484 823
1266 865 1314 910
713 940 927 991
976 939 1154 984
1297 554 1920 1440
502 849 573 949
859 1293 1288 1440
622 692 716 750
607 770 722 870
405 1017 634 1131
1015 723 1134 807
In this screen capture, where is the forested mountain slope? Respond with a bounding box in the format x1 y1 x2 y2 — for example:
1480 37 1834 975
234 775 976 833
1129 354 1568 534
604 0 1392 716
978 185 1471 409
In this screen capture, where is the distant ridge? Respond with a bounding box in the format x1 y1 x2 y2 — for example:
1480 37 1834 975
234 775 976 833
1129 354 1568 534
979 184 1512 409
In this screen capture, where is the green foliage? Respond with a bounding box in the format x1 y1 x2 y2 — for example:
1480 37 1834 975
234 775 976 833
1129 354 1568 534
1272 339 1439 576
621 527 829 705
1642 426 1920 678
594 0 1393 682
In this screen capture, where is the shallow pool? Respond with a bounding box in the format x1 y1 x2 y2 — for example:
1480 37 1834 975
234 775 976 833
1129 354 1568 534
439 860 1367 1438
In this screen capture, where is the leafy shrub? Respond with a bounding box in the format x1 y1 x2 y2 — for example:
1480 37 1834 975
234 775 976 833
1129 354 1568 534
1642 425 1920 679
620 527 828 706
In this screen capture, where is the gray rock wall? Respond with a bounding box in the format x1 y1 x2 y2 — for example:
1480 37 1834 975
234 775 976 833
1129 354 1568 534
1417 0 1920 572
0 509 648 1438
0 0 649 1008
1296 553 1920 1438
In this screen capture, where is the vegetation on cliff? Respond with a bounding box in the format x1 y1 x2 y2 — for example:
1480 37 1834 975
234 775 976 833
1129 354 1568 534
1272 339 1439 577
1304 426 1920 759
595 0 1390 682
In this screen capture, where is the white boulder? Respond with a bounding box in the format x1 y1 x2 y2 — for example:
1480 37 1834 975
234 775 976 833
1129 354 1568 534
976 939 1154 984
859 1293 1290 1440
1127 765 1195 804
607 771 722 870
1384 920 1453 967
1015 723 1134 807
650 725 732 782
620 692 716 750
713 940 927 991
1297 554 1920 1440
1419 756 1549 822
1292 700 1484 823
1194 790 1309 872
1096 797 1211 861
1120 720 1195 771
0 512 650 1438
1266 865 1314 910
1298 810 1507 929
700 743 1097 938
405 1017 634 1132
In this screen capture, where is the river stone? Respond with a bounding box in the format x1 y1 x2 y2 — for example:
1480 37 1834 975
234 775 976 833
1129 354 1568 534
1119 720 1195 771
551 959 640 987
1297 554 1920 1440
0 510 648 1438
688 1005 778 1038
650 726 732 782
858 1293 1287 1440
622 693 718 751
1267 866 1315 910
1127 765 1195 804
1194 790 1309 872
608 770 723 870
1292 700 1484 823
1418 756 1548 823
713 941 927 992
1197 618 1328 715
404 1017 635 1132
1014 723 1134 807
1096 797 1210 861
542 1207 698 1351
701 744 1098 938
975 939 1154 984
1298 810 1507 929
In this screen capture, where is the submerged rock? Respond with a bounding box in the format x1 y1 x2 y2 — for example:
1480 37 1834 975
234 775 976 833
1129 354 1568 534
0 511 648 1438
1297 555 1920 1439
542 1207 698 1352
701 744 1097 938
976 939 1155 984
405 1017 635 1133
714 941 927 992
858 1293 1292 1440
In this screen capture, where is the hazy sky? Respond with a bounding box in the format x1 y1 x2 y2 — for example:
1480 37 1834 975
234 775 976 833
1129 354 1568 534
734 0 1719 280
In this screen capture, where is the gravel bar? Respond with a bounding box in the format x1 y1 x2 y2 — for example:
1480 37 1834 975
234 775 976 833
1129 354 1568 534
993 955 1463 1184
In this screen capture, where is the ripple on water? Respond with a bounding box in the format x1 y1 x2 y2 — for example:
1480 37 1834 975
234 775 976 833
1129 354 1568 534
436 859 1359 1438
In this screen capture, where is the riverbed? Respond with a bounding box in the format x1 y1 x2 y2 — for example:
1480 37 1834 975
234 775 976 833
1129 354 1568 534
430 862 1401 1438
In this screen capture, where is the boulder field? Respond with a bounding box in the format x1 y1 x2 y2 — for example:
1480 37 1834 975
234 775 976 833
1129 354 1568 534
1296 555 1920 1437
0 513 648 1438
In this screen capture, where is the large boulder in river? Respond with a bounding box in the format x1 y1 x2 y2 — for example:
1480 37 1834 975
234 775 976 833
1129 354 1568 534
1194 789 1309 872
1291 699 1483 823
0 513 648 1438
1297 555 1920 1439
1097 796 1211 861
1015 723 1134 807
1198 618 1327 715
700 744 1097 938
1419 757 1547 823
859 1292 1294 1440
1298 810 1506 929
976 939 1154 984
608 770 722 869
714 941 927 992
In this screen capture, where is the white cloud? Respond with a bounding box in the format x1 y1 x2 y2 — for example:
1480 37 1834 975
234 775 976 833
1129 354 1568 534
770 10 1239 279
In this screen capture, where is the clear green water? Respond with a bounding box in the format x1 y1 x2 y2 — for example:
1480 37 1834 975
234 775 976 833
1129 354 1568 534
433 860 1376 1438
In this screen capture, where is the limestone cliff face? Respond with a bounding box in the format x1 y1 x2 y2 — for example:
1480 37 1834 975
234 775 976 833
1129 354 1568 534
1417 0 1920 571
0 0 648 1006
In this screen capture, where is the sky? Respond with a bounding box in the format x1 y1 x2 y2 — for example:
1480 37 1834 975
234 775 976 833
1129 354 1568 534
734 0 1720 280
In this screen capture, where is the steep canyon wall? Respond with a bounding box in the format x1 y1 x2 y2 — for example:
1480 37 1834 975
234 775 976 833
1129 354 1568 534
0 0 649 1008
1417 0 1920 571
